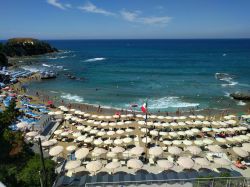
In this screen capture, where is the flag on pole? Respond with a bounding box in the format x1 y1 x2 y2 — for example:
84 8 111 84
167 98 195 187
141 102 147 113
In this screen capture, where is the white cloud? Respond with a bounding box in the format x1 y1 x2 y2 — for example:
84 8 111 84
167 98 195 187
47 0 66 10
78 2 115 16
120 10 172 25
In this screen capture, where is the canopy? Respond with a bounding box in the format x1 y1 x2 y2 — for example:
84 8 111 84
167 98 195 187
194 157 210 167
177 157 194 169
149 147 163 156
186 146 202 155
49 146 63 156
127 159 143 169
86 161 102 173
129 146 144 156
232 147 249 158
157 160 173 170
168 146 182 155
65 160 81 170
75 148 89 159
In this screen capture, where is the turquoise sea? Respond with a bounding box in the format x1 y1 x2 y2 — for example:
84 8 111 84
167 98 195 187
21 39 250 112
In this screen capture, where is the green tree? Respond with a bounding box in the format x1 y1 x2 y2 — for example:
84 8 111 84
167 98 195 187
17 155 56 187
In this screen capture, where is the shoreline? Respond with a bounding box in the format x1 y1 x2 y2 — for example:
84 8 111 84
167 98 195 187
10 75 249 118
6 55 249 117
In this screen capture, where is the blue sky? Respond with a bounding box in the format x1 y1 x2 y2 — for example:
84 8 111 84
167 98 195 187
1 0 250 39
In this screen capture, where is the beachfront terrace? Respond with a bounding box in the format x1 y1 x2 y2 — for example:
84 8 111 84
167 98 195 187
22 106 250 186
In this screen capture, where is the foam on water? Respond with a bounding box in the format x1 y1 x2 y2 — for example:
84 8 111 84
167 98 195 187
84 57 106 62
61 93 84 103
21 66 41 72
237 100 246 106
132 97 199 110
42 63 52 67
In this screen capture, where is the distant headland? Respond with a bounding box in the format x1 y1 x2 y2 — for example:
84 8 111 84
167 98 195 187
0 38 58 66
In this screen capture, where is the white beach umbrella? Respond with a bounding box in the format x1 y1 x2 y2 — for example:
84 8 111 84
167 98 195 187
150 130 159 136
197 115 204 119
186 146 202 155
141 128 147 133
159 131 168 136
75 148 89 159
177 157 194 169
203 121 211 125
92 114 98 118
178 122 186 126
127 159 143 169
16 122 28 129
138 121 145 125
72 132 81 138
202 127 211 132
125 128 134 133
126 114 133 117
86 161 102 173
194 157 210 167
49 145 63 156
232 147 249 158
147 121 154 126
77 135 85 142
165 116 173 120
216 138 226 143
158 116 165 120
123 137 132 144
194 140 204 146
48 111 55 115
177 131 186 136
93 121 101 125
163 140 172 145
242 143 250 152
104 139 113 145
185 121 193 125
55 111 63 115
117 121 124 126
207 145 223 153
101 122 108 127
66 145 76 152
169 132 178 137
191 128 200 133
162 123 170 127
116 129 125 135
42 140 55 147
112 146 125 154
157 160 174 170
26 131 38 137
34 135 46 141
84 137 93 143
130 146 144 156
106 152 117 158
203 139 214 145
125 121 132 124
65 160 81 170
173 140 182 146
183 140 192 146
107 130 115 136
94 138 103 145
105 161 121 172
142 137 151 143
61 131 69 137
170 122 178 127
90 129 98 134
189 115 196 119
149 146 163 157
77 126 85 130
185 130 194 136
114 139 123 145
97 131 106 136
214 158 231 167
168 146 182 155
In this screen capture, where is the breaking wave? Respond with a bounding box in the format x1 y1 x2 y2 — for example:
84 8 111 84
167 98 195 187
84 57 106 62
237 100 246 106
61 93 84 103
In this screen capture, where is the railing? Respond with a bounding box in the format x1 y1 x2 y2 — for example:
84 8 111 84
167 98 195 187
85 177 250 187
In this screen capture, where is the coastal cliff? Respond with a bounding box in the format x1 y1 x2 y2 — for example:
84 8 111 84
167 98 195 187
0 38 58 66
2 38 58 57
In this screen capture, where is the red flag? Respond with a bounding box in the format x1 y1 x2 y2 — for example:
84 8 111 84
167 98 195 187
141 102 147 113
